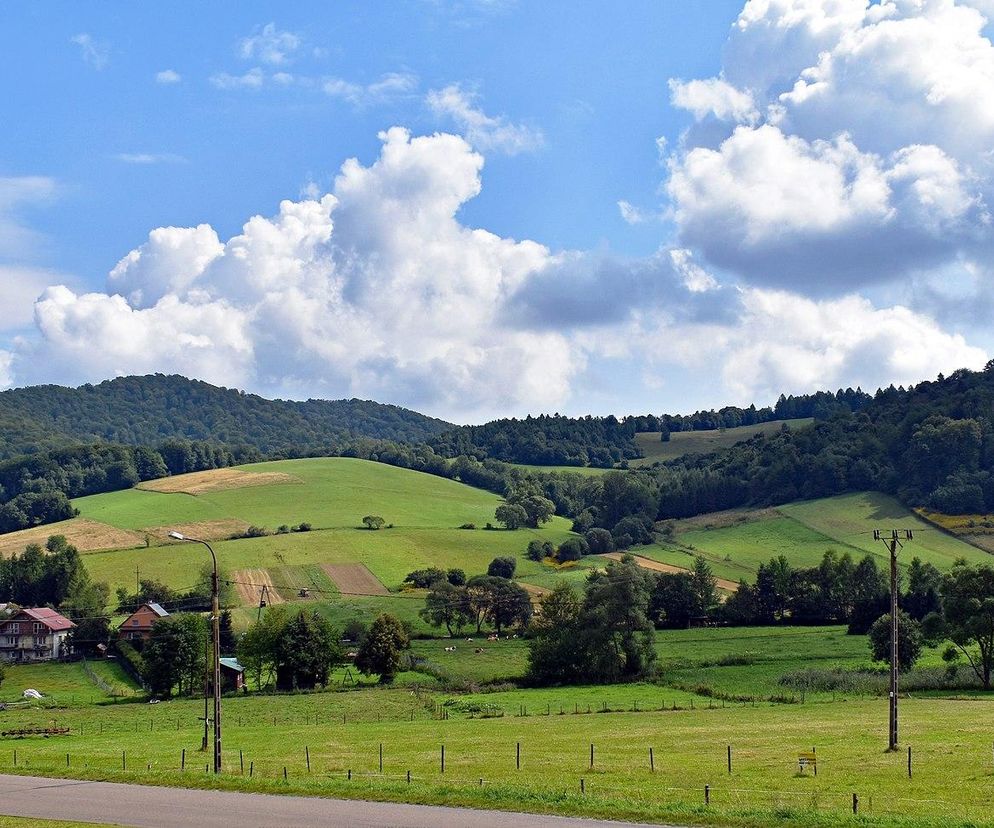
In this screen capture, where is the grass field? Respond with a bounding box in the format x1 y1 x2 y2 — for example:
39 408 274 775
650 492 992 581
634 419 814 465
2 625 990 826
1 681 991 826
0 660 140 708
60 459 580 631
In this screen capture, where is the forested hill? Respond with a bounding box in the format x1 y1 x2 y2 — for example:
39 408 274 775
0 375 451 461
429 388 872 467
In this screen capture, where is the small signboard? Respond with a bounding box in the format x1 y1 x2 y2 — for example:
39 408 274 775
798 751 817 774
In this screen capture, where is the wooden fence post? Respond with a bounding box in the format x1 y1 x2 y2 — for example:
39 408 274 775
516 742 520 770
705 784 710 805
649 747 654 772
727 745 732 774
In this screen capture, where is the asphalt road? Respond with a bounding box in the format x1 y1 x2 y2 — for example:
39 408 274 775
0 774 679 827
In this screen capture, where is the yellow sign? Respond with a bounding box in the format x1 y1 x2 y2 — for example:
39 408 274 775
798 751 817 769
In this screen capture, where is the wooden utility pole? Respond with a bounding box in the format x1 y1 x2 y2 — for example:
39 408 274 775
874 528 913 751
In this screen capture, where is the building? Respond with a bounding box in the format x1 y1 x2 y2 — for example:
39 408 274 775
0 608 75 663
117 603 170 644
219 657 245 692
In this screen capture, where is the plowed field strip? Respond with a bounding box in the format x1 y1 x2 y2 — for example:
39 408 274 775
321 563 389 595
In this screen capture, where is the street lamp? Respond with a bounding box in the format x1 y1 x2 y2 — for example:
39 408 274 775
168 531 222 774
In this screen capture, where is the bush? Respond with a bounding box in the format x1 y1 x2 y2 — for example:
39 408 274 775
526 539 554 562
362 515 386 530
556 536 589 562
458 523 476 530
487 557 517 579
404 568 447 588
446 568 467 586
276 524 290 534
292 522 312 532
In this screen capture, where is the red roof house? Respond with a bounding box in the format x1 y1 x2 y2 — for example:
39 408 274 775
0 607 75 663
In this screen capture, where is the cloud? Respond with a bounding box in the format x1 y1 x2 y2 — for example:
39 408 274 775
323 72 418 106
0 266 63 331
70 33 109 70
710 289 989 402
426 84 543 154
669 77 757 123
617 201 650 225
115 153 187 165
664 1 994 297
155 69 181 85
18 128 578 420
210 68 265 90
239 23 301 66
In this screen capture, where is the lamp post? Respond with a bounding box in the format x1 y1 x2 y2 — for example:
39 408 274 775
168 531 222 774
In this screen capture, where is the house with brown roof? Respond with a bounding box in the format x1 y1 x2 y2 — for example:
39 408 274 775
117 603 169 645
0 608 75 663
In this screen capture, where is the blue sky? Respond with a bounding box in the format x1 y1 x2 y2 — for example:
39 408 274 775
2 1 993 422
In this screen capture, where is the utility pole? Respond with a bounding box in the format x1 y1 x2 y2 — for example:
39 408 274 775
873 528 913 751
168 532 222 774
135 565 140 597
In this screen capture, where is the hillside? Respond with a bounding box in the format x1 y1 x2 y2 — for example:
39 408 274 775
0 374 451 461
25 457 578 632
637 491 991 584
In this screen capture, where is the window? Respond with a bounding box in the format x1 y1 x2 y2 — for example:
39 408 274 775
33 623 44 633
4 636 17 646
132 619 140 625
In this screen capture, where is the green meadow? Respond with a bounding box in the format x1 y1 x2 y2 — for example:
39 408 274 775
0 622 991 827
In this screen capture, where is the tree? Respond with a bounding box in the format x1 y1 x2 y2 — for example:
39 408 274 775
446 568 466 586
691 556 718 618
355 613 409 683
485 579 533 635
649 572 697 629
584 528 614 555
938 562 994 689
219 609 236 653
237 606 288 689
556 537 589 562
274 611 341 690
494 503 528 530
143 614 208 698
579 556 656 681
519 495 556 528
527 582 584 684
526 539 554 561
362 515 386 530
195 563 234 609
868 611 924 671
420 582 472 636
904 557 942 620
487 556 517 579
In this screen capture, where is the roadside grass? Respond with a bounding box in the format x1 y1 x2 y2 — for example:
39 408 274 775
1 693 992 827
634 419 814 465
0 819 123 828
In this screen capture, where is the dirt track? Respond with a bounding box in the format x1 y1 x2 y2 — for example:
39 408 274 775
321 563 389 595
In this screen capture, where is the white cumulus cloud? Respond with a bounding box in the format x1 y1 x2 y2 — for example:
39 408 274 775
239 23 301 66
155 69 181 85
426 85 543 155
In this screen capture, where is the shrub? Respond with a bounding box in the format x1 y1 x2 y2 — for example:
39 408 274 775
362 515 386 530
292 522 312 532
583 528 614 554
487 557 517 579
556 536 589 562
458 523 476 530
276 524 290 534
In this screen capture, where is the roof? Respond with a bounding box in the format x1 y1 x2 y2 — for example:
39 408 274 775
6 607 75 631
146 603 169 617
219 657 245 673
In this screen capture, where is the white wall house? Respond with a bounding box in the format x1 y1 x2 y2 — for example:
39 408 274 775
0 607 75 663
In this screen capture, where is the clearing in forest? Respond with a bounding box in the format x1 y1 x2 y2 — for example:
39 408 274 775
321 563 389 595
0 517 145 558
136 467 300 495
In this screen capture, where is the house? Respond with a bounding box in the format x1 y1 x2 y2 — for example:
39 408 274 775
0 608 75 663
219 657 245 693
117 603 169 644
